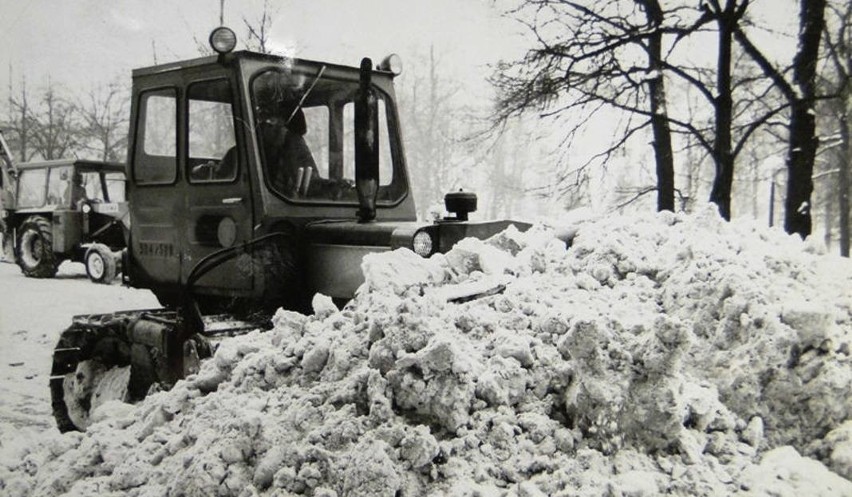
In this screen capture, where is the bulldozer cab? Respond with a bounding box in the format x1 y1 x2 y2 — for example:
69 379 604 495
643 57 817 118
126 42 415 307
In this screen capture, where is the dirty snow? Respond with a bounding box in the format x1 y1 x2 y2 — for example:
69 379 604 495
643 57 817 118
0 261 160 457
1 204 851 496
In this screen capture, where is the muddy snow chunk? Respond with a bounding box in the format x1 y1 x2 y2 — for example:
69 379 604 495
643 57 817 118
485 224 528 255
742 416 765 448
390 337 481 432
301 340 330 373
342 440 402 497
611 470 660 497
781 302 835 349
445 237 516 276
739 446 852 496
475 355 528 406
361 248 446 295
399 425 439 469
825 421 852 480
312 293 338 318
495 331 534 367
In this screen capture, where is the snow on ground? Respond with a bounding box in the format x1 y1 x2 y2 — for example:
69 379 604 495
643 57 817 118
1 205 851 496
0 261 160 455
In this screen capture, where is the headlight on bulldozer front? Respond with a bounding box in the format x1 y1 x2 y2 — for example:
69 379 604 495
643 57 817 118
412 230 434 257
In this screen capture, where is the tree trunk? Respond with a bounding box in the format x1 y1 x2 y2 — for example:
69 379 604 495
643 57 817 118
840 107 850 257
785 100 817 237
825 182 833 249
784 0 826 238
708 3 735 221
639 0 675 212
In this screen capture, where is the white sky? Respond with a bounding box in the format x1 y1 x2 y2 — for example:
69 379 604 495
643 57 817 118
0 0 525 95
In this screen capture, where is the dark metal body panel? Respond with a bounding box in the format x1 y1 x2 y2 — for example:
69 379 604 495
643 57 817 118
126 64 254 299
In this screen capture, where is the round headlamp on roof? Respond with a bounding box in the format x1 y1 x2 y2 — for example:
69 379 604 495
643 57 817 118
209 26 237 54
378 54 403 76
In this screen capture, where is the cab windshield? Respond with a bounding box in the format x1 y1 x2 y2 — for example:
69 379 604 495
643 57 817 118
250 67 405 204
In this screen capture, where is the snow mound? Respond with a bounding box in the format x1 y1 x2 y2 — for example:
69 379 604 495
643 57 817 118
2 206 851 496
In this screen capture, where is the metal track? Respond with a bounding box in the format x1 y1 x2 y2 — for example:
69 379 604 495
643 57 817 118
48 309 259 432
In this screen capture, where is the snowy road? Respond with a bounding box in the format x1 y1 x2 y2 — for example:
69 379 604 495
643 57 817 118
0 260 159 443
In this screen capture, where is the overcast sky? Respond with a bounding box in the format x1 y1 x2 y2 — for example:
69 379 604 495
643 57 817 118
0 0 524 96
0 0 803 218
0 0 801 111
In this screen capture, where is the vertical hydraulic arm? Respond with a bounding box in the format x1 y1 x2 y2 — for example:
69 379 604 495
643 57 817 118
0 130 16 243
0 130 17 178
0 130 18 203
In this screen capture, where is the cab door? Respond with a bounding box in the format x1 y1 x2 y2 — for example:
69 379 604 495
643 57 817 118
182 76 254 295
129 73 253 302
129 82 182 297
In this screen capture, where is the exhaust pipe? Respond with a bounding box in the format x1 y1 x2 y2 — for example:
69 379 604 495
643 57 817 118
354 57 379 223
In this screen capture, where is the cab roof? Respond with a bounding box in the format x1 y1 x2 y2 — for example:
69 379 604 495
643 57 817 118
15 159 125 173
132 50 396 79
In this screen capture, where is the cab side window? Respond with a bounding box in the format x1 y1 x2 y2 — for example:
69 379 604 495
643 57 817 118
342 98 394 186
47 167 74 205
81 172 107 201
133 88 177 185
17 169 47 207
188 79 238 183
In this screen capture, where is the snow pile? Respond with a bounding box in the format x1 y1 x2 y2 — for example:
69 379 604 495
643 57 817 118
2 205 852 496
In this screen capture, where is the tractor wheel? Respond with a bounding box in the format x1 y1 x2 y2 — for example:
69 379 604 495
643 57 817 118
85 244 117 284
16 216 58 278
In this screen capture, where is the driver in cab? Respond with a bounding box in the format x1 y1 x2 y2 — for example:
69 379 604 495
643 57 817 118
256 101 319 197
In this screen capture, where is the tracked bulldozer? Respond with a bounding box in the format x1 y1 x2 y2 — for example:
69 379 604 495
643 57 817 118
50 27 530 431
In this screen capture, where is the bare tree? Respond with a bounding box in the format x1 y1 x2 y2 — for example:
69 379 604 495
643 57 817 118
651 0 791 221
491 0 780 217
493 0 816 223
704 0 745 220
243 0 275 54
77 82 130 162
493 0 686 212
398 46 470 219
636 0 675 212
820 0 851 256
734 0 828 238
27 81 80 160
5 74 37 163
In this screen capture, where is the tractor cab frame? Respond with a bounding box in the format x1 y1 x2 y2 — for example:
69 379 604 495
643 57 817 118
125 48 422 312
1 158 127 282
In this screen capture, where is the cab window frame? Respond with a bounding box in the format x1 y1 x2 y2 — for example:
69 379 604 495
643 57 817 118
248 67 408 206
132 86 179 186
16 168 48 208
185 77 241 185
